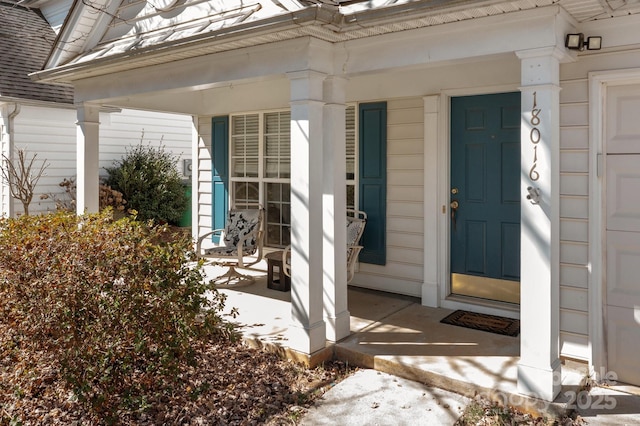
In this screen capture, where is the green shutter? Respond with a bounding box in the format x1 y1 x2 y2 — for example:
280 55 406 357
211 116 229 242
358 102 387 265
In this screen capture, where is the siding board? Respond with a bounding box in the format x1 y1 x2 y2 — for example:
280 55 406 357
387 138 423 154
388 232 423 249
560 173 588 196
359 262 423 282
560 241 588 265
560 103 589 127
388 154 424 169
560 150 589 173
560 264 588 289
387 247 424 264
387 216 423 233
560 309 589 335
560 127 589 149
387 186 424 201
388 170 424 186
560 196 589 219
387 108 424 124
559 79 588 104
560 286 589 312
387 202 423 217
560 332 589 361
560 218 588 243
387 123 423 140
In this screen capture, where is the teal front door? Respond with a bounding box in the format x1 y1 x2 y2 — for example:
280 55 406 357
450 92 521 304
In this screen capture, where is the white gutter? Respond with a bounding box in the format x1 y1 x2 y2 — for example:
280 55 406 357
338 0 509 29
1 103 21 217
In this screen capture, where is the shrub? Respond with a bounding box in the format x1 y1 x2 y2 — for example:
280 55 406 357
104 143 188 224
0 210 234 422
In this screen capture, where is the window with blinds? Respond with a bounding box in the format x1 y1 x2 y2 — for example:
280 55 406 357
229 107 356 248
264 111 291 179
231 114 259 178
346 105 356 210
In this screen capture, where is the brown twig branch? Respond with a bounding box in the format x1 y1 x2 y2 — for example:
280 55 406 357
1 149 49 215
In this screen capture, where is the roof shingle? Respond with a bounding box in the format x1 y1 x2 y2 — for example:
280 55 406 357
0 1 74 103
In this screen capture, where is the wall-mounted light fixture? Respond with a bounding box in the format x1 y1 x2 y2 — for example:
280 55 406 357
565 33 602 51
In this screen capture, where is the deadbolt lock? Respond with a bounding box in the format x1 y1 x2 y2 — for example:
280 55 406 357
451 188 458 195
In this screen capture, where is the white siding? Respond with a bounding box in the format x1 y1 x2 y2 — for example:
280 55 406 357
100 108 192 175
8 105 192 216
558 78 590 361
11 106 75 215
355 97 425 297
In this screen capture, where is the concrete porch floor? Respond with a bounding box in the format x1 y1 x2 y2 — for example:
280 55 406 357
206 265 591 418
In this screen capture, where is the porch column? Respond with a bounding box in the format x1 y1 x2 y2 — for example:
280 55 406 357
515 47 564 401
323 76 349 342
287 70 327 355
76 103 100 215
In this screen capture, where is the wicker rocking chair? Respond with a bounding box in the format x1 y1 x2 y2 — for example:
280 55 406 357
196 205 264 287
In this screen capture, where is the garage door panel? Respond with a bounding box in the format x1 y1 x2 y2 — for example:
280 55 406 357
607 85 640 154
606 231 640 308
606 305 640 386
605 84 640 387
606 155 640 232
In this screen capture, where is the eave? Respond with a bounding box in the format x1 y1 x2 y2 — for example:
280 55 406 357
32 0 580 85
32 6 339 84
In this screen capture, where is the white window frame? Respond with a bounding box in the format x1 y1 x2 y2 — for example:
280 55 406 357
346 104 358 211
229 105 359 248
229 109 291 248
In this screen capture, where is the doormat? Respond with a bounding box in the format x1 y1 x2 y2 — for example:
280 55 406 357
440 310 520 337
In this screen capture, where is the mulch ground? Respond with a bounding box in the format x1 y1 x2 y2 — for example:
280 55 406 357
0 328 352 425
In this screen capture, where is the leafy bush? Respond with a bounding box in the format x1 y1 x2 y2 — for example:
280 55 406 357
0 210 233 422
105 143 188 224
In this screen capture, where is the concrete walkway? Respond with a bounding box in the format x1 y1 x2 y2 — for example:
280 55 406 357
300 368 470 426
577 385 640 426
207 265 640 424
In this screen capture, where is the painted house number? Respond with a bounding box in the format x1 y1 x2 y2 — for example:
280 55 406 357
529 91 541 181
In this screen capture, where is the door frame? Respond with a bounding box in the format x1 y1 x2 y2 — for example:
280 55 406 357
589 68 640 382
435 85 521 319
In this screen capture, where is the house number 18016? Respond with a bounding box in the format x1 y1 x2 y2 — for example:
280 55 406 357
529 91 541 181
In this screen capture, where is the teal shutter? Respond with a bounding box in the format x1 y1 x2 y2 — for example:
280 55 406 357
211 116 229 242
358 102 387 265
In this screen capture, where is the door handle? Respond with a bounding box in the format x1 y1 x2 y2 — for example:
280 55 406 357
450 200 459 231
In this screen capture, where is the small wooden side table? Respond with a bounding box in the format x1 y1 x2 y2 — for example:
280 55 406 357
265 251 291 292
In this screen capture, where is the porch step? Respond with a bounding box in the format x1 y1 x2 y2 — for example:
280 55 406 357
334 342 589 420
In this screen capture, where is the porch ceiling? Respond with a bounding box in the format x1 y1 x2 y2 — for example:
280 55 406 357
33 0 640 86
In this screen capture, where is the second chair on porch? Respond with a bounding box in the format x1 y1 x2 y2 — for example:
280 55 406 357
196 205 264 287
282 209 367 284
